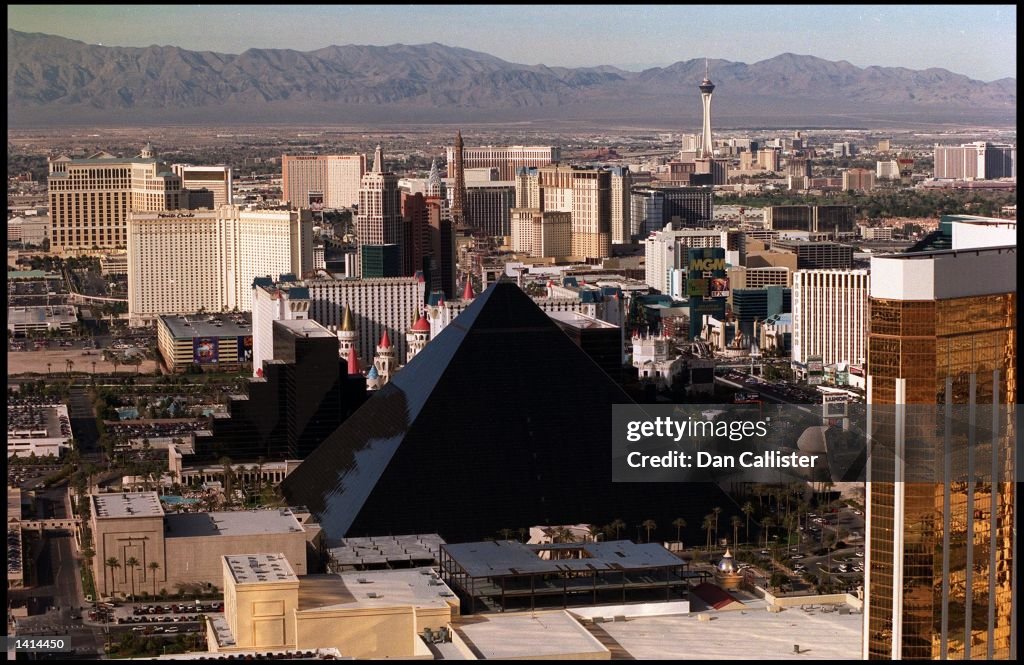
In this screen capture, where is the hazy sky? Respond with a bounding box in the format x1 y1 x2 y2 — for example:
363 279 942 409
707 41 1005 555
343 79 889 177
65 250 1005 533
7 4 1017 81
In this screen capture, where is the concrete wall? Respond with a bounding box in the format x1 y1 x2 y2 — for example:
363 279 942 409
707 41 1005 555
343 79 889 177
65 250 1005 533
414 605 455 633
230 581 299 650
294 606 418 659
164 532 308 590
569 601 690 620
757 586 863 610
92 515 165 597
93 512 310 596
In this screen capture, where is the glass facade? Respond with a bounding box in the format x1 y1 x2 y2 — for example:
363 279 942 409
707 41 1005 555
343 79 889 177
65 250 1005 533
866 293 1016 660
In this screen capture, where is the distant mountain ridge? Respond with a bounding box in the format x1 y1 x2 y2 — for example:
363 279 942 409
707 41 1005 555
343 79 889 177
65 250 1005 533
6 29 1016 127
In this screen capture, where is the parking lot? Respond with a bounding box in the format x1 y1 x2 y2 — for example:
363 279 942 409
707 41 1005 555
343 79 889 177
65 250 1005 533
87 600 222 636
781 505 865 592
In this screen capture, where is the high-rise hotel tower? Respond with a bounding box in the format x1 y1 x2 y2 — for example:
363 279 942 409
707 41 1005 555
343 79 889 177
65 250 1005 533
864 218 1016 660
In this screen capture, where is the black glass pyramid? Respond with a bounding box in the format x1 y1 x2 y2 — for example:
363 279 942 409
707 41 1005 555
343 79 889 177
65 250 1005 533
282 280 732 543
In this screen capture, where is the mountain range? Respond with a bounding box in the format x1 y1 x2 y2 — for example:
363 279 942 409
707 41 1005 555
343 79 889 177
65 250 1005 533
7 29 1016 128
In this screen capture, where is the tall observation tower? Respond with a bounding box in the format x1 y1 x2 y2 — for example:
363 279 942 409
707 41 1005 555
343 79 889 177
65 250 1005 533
698 59 715 159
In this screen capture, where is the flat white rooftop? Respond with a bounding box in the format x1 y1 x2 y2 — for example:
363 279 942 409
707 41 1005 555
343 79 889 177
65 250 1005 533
275 319 335 338
455 610 609 660
92 491 165 518
597 597 861 660
328 533 444 567
547 310 619 329
226 553 298 585
165 508 305 538
298 567 456 611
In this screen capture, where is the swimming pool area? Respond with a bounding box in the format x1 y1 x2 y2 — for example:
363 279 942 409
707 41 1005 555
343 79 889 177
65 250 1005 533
159 496 200 506
116 407 139 420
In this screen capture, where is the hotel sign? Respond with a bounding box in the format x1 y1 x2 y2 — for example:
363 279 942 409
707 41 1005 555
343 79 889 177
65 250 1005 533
689 257 726 271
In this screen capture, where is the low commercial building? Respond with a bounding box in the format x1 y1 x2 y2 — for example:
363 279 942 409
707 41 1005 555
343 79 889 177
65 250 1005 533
7 403 72 459
549 310 623 380
7 306 77 336
859 226 894 241
8 524 24 588
89 492 319 598
6 215 49 246
773 240 854 270
99 253 129 276
439 539 692 614
157 314 253 373
207 554 458 659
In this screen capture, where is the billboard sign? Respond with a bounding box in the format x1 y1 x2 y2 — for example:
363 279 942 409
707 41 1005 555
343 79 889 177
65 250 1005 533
710 277 730 298
687 278 709 297
822 394 848 418
193 337 219 365
237 335 253 363
807 355 824 386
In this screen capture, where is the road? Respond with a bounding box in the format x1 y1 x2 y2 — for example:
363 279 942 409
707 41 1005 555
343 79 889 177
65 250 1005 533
9 530 105 657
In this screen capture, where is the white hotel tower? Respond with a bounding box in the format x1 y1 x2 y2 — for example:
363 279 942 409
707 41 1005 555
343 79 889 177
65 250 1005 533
791 269 870 368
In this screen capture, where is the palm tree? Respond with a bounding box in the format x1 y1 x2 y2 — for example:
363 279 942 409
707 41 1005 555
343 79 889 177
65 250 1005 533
702 514 715 551
498 528 512 541
47 362 52 376
587 524 602 543
610 518 626 540
671 517 687 544
712 507 722 547
125 557 140 600
731 515 742 549
762 516 775 549
219 456 234 502
741 502 755 544
783 514 797 549
553 527 576 544
105 557 121 597
517 527 528 542
641 519 657 543
148 561 160 596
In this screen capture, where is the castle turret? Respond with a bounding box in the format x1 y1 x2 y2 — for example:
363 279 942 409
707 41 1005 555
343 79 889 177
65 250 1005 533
366 365 381 391
338 304 357 358
373 329 396 386
346 346 362 376
406 312 431 363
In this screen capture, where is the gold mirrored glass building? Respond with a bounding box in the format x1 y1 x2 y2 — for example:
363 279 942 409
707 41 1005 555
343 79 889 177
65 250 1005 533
865 241 1016 660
